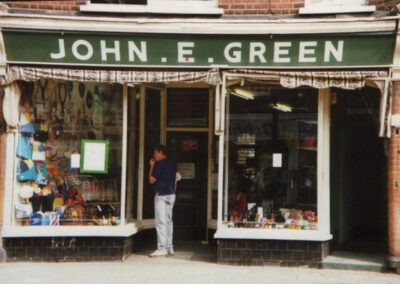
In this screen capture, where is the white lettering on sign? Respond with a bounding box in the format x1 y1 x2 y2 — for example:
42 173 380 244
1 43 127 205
50 39 66 59
299 41 317 63
100 40 121 62
324 40 343 62
178 42 195 63
274 42 291 63
249 42 267 63
71 40 93 61
48 38 346 65
224 42 242 63
128 41 147 62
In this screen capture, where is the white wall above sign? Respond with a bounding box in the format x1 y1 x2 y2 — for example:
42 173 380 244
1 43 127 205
300 0 375 14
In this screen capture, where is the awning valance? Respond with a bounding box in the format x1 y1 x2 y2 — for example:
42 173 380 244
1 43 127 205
1 66 389 89
225 69 389 90
0 66 222 86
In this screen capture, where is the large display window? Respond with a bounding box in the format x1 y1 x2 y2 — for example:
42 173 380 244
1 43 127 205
222 83 319 231
13 79 123 227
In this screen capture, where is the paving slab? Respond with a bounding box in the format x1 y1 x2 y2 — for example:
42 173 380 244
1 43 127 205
0 243 399 284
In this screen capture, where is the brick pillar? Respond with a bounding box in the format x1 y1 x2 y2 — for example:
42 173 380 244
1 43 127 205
389 81 400 272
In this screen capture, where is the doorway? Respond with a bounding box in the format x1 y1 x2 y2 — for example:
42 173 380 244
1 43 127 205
167 132 208 240
331 86 388 253
138 85 213 242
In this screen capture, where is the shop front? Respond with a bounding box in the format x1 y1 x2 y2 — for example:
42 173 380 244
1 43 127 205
0 15 396 265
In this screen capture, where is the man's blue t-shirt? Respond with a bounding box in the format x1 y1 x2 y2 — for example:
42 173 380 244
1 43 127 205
152 159 176 195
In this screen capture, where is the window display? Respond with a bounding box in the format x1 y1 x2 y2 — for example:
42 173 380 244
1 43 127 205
13 79 123 226
224 84 318 230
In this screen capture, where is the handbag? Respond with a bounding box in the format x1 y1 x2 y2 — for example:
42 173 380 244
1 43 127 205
19 112 35 135
62 204 84 225
43 212 60 226
36 162 49 185
30 212 44 226
32 142 46 161
17 159 37 182
16 135 33 160
33 119 49 142
15 202 33 219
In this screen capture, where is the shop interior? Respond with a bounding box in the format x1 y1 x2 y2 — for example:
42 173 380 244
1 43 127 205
223 82 319 231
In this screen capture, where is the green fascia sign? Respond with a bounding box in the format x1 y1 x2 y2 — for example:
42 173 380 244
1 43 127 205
2 29 396 68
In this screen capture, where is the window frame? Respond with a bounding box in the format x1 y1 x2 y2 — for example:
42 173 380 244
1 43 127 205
1 82 131 237
299 0 375 14
80 0 223 15
214 74 332 241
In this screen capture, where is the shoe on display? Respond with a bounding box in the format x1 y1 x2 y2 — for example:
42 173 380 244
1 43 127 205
149 249 168 257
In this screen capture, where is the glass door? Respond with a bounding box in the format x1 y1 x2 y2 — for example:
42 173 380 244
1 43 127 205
165 87 211 240
166 131 208 240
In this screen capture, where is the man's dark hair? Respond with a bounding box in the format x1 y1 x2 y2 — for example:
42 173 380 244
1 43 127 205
154 145 167 156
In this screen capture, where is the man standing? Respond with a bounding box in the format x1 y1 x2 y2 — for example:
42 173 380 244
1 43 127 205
148 145 176 257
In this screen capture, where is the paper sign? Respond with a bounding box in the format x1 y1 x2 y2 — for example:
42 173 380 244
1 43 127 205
177 163 195 179
70 154 80 169
81 139 109 174
272 153 282 168
182 139 199 151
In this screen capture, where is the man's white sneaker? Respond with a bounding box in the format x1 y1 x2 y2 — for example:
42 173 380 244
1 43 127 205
149 249 168 257
167 249 174 256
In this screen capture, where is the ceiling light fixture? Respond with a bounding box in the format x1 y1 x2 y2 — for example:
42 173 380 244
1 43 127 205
230 87 255 100
271 103 292 112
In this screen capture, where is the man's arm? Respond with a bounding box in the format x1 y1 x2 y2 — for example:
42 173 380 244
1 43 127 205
149 158 157 184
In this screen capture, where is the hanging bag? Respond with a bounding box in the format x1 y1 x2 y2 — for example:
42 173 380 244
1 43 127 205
33 119 49 142
16 136 33 160
17 159 37 182
36 162 49 185
32 142 46 161
19 111 35 135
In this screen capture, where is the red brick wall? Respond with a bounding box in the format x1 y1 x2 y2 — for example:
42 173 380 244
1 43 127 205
3 0 397 14
370 0 400 11
389 82 400 257
219 0 304 15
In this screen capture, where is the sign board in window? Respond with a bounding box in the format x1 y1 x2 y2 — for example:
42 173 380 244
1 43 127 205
80 139 110 174
177 163 195 179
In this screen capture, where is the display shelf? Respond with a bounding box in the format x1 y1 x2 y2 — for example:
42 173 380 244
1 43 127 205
298 146 317 151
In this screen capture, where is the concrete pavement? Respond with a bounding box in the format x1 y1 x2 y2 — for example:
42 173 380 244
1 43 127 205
0 250 400 284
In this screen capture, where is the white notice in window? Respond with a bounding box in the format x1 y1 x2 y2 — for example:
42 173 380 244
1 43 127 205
83 142 106 171
71 154 80 169
272 153 282 168
177 163 195 179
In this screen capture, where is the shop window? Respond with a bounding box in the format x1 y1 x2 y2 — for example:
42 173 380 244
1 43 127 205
167 88 209 128
224 84 318 230
14 80 123 226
